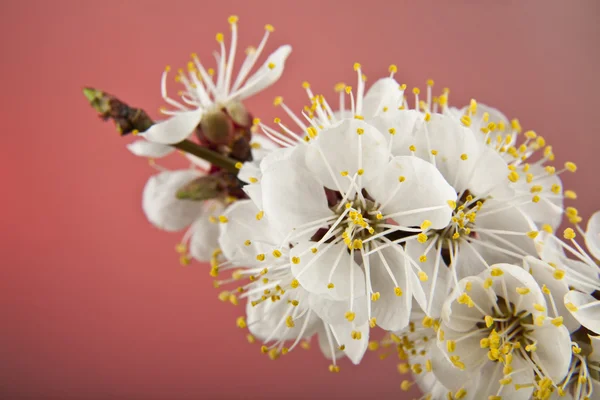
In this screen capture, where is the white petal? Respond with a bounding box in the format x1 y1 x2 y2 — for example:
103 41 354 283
126 140 175 158
290 241 365 301
589 335 600 363
218 200 280 265
304 119 389 193
189 200 224 262
250 133 279 162
474 199 538 265
260 148 332 238
317 323 345 361
470 357 533 400
411 114 481 192
142 170 204 231
405 241 450 318
361 77 404 118
141 110 202 144
586 211 600 260
242 182 263 210
441 276 495 333
367 155 456 229
515 165 563 229
530 322 572 382
328 320 369 365
308 293 368 326
437 320 487 371
564 290 600 334
246 292 319 342
524 256 580 332
369 246 411 331
237 160 261 184
486 263 547 318
367 109 421 156
467 146 513 199
428 341 473 392
234 45 292 101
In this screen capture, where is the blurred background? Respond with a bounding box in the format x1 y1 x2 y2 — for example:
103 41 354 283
1 0 599 398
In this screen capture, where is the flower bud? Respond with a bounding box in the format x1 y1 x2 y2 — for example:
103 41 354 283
199 109 234 145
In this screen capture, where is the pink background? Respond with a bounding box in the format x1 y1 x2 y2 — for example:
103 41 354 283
2 0 599 399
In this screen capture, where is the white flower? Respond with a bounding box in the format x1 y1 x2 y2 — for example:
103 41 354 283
535 223 600 335
217 199 369 368
559 335 600 400
140 135 276 264
141 168 225 263
434 263 572 399
127 16 291 156
448 100 577 231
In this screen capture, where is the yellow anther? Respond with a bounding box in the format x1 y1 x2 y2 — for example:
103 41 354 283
353 62 361 71
418 271 428 281
460 153 468 160
525 344 537 352
551 316 564 327
565 161 577 172
369 317 377 328
417 233 428 243
526 231 539 239
491 268 504 277
452 232 460 240
420 220 432 230
508 171 520 183
285 315 295 328
408 144 416 152
516 287 530 295
344 86 352 94
352 239 363 249
327 283 334 289
357 169 364 176
551 184 561 194
256 254 266 262
533 303 546 312
545 165 556 175
394 287 403 297
234 162 243 170
412 87 420 95
345 311 356 322
351 330 362 340
291 256 300 264
229 293 239 305
424 113 431 122
400 380 413 391
431 149 438 155
419 255 427 263
553 269 566 280
460 115 471 127
340 170 349 177
565 190 577 199
272 249 282 258
565 302 578 312
356 128 365 135
244 240 252 247
215 32 224 42
530 185 543 193
480 338 490 348
398 175 406 182
179 255 191 266
563 228 576 240
371 292 381 301
265 23 274 32
255 210 264 220
447 340 456 353
290 279 299 288
447 200 457 210
236 316 247 328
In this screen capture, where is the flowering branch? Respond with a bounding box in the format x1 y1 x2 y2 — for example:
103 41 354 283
82 88 240 174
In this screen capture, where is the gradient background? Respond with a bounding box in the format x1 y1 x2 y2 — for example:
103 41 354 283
2 1 599 399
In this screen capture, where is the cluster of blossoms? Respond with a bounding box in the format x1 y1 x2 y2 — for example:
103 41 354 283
98 17 599 400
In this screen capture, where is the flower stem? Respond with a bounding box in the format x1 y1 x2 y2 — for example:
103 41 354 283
82 87 239 174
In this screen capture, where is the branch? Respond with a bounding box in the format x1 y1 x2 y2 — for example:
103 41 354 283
83 88 239 174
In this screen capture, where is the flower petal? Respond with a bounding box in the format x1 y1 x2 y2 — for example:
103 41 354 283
290 241 365 301
524 256 580 332
188 200 224 262
304 119 389 193
361 77 404 118
405 241 450 318
530 322 572 382
233 45 292 101
367 155 456 229
218 199 280 265
126 140 175 158
328 320 369 365
142 170 204 231
250 133 279 162
308 293 368 326
141 110 202 144
367 109 421 156
260 147 331 238
586 211 600 260
317 323 345 361
473 199 538 265
564 290 600 334
369 246 412 331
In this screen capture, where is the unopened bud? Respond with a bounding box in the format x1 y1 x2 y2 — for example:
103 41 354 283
199 110 235 145
225 100 251 128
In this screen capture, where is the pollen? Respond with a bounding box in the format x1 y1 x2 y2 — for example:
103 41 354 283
327 282 334 289
371 292 381 301
526 231 539 239
490 268 504 277
291 256 300 264
484 315 494 328
265 23 274 32
565 161 577 172
268 62 276 70
409 145 416 152
345 311 356 322
394 287 403 297
356 128 365 135
256 254 265 262
418 271 428 281
417 233 428 243
565 302 578 312
551 316 564 327
351 330 362 340
565 190 577 199
218 215 229 223
553 269 566 280
419 255 427 263
516 287 530 295
460 153 468 160
388 128 396 135
389 64 398 73
235 162 243 169
272 249 282 258
563 228 576 240
398 175 406 182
